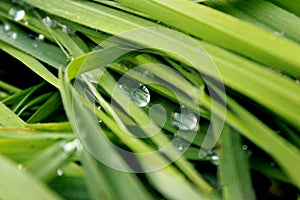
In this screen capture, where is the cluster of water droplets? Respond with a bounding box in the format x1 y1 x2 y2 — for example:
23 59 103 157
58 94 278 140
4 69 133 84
0 22 18 39
42 16 75 34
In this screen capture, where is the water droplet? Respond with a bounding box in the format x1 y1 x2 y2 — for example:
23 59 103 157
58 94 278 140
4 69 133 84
24 21 29 26
3 23 11 31
61 24 75 35
242 145 248 151
42 16 57 28
270 162 276 167
9 8 25 21
207 150 219 165
171 110 197 131
274 31 285 36
17 164 23 171
7 31 17 39
129 85 150 107
57 168 64 176
172 136 189 152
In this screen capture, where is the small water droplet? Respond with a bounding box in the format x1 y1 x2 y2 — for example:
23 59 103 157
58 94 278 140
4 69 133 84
17 164 23 171
274 31 285 36
42 16 57 28
7 31 17 39
242 145 248 151
171 110 197 131
60 24 75 35
57 168 64 176
130 85 150 107
33 43 38 48
208 150 219 165
24 21 29 26
9 7 25 21
270 162 276 167
38 34 45 40
172 136 189 152
3 23 11 31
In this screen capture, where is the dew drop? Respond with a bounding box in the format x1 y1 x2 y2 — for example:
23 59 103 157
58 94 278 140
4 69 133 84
270 162 276 167
207 150 219 165
129 85 150 107
42 16 57 28
274 31 285 36
7 31 17 39
9 7 25 21
17 164 23 171
3 23 11 31
172 136 189 152
57 168 64 176
171 110 197 131
242 144 248 151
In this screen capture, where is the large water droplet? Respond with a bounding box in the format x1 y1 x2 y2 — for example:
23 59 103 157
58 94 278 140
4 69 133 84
9 8 25 21
130 85 150 107
171 110 197 131
7 31 17 39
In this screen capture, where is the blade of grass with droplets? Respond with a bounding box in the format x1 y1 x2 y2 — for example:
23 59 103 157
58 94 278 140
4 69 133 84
0 23 67 69
23 0 300 129
0 41 59 88
0 154 62 200
218 126 255 200
24 140 78 182
22 0 161 35
204 89 300 189
72 87 213 199
115 0 300 77
59 70 155 200
0 101 26 128
229 0 300 43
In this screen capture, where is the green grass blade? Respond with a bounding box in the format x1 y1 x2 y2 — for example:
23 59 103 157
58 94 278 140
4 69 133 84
218 126 255 200
24 140 78 182
0 80 20 94
0 41 59 88
0 23 67 69
0 101 26 128
81 151 116 200
269 0 300 16
22 0 161 35
0 154 62 200
231 0 300 43
115 0 300 77
27 92 62 123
